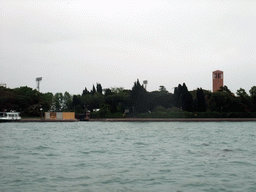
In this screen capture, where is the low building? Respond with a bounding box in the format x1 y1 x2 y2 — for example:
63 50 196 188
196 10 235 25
44 112 75 120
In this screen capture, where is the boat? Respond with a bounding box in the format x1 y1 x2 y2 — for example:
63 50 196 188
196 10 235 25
0 111 21 122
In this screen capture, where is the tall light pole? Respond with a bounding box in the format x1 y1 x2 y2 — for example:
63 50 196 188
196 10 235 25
36 77 42 92
143 80 148 90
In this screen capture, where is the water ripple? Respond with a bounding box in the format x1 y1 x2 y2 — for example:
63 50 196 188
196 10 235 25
1 122 256 191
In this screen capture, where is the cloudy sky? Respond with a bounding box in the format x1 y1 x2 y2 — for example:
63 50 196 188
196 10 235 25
1 0 256 94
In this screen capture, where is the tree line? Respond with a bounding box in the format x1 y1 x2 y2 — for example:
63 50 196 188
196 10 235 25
1 80 256 118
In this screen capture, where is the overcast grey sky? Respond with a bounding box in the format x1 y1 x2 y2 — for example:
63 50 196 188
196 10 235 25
1 0 256 94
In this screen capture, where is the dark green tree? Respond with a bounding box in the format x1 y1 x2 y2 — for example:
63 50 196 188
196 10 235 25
40 92 53 112
52 93 64 111
0 86 52 116
173 83 193 112
104 90 130 113
194 88 206 112
82 87 90 96
63 91 73 111
148 89 174 112
207 91 241 112
249 86 256 112
131 79 148 113
173 84 183 108
91 85 96 95
96 83 102 94
159 85 167 93
72 95 83 113
219 85 232 94
181 90 193 112
104 88 112 97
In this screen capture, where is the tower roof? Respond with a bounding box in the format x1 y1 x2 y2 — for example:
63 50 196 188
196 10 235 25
213 70 223 73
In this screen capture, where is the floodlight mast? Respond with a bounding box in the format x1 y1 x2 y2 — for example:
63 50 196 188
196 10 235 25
143 80 148 90
36 77 42 92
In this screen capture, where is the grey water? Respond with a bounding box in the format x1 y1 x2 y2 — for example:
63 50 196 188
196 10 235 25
0 122 256 192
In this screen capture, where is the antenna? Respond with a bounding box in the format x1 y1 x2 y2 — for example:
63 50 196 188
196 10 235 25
143 80 148 90
36 77 42 92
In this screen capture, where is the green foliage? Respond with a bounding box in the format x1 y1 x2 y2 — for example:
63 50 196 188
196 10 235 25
51 93 63 111
194 88 206 112
96 83 102 94
82 92 104 112
249 86 256 97
82 87 90 96
91 85 96 95
207 91 244 112
249 86 256 111
219 85 232 94
73 95 82 107
104 88 112 96
159 85 167 92
2 82 256 118
104 89 130 113
0 86 53 116
110 87 124 94
148 90 174 111
174 83 193 112
154 106 167 112
51 92 74 112
131 79 149 113
63 92 73 111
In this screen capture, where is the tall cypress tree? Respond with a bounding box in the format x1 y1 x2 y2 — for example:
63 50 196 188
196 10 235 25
174 84 183 108
82 87 90 96
195 88 206 112
96 83 102 94
174 83 193 112
131 79 148 114
91 85 96 95
181 90 193 112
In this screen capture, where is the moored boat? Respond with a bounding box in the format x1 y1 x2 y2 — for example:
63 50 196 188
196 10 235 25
0 111 21 122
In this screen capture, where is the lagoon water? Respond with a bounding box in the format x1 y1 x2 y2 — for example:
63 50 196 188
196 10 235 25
0 121 256 192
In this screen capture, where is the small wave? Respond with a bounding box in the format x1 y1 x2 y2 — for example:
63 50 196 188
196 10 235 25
159 169 171 173
134 142 147 145
222 149 233 152
12 179 22 183
90 150 106 153
187 150 196 154
46 153 58 157
101 178 120 184
74 163 87 167
75 176 91 180
34 146 50 150
118 169 129 173
230 161 253 166
0 155 19 159
79 183 89 187
29 152 40 156
34 177 47 182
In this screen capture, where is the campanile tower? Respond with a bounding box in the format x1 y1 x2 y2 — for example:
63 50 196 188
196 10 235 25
213 70 223 92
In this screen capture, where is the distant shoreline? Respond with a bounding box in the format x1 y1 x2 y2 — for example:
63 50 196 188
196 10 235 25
19 119 78 122
89 118 256 122
16 118 256 122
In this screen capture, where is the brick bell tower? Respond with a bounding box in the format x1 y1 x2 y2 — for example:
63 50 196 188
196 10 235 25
213 70 223 92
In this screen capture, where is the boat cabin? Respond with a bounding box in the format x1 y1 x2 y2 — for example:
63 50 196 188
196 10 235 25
0 112 21 121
